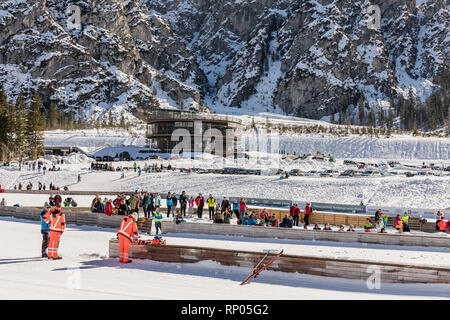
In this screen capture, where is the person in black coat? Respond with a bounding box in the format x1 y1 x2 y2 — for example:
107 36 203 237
280 215 293 228
172 193 178 210
148 194 155 217
118 200 128 216
179 191 188 216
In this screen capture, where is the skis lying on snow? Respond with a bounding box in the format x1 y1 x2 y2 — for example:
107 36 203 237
240 249 284 285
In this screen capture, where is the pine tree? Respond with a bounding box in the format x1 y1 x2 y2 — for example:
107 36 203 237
48 103 58 129
58 110 66 129
0 88 10 160
25 93 45 160
405 89 416 130
120 113 126 128
369 108 376 127
108 109 114 127
67 107 74 130
358 104 365 125
14 94 28 170
378 109 385 127
387 107 394 137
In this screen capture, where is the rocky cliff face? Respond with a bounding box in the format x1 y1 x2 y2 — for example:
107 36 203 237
0 0 205 121
0 0 448 121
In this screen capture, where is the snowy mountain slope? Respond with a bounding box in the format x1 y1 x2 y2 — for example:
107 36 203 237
0 0 204 121
146 0 449 119
0 0 448 121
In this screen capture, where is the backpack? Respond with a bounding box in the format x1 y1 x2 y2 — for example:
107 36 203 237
151 236 166 245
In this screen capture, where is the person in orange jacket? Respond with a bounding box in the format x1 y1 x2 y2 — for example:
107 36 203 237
46 203 66 260
394 214 403 234
117 213 140 263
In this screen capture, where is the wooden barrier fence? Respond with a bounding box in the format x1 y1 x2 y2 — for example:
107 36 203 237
23 205 437 232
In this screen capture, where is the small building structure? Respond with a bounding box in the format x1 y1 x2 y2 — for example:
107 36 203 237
147 109 243 156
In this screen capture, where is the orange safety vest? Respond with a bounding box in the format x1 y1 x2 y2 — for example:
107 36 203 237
49 208 66 233
117 216 139 240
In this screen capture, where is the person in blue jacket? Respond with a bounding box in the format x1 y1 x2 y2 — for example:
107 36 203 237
247 214 257 226
232 200 240 219
166 193 173 217
40 202 51 258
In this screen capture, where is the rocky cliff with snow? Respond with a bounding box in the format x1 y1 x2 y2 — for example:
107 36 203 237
0 0 448 121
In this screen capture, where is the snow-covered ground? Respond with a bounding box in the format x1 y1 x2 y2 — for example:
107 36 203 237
1 217 449 300
43 124 450 161
0 128 447 210
1 169 449 210
0 167 448 209
44 129 147 154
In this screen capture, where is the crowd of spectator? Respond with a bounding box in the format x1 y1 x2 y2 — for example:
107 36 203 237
40 191 449 235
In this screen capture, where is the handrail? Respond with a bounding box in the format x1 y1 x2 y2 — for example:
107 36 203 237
149 110 243 124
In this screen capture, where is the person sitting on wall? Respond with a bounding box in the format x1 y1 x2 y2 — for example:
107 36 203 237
239 213 249 225
437 216 447 232
223 210 232 224
313 224 321 231
280 214 293 228
322 223 332 231
394 214 404 234
364 218 374 232
269 214 279 228
402 212 410 232
175 210 185 225
247 214 257 226
347 225 356 232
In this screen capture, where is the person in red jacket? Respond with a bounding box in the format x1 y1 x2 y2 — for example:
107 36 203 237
104 199 113 216
117 213 140 263
54 192 62 206
437 217 447 232
113 195 122 209
269 214 279 228
259 209 270 221
239 198 247 219
304 203 312 226
46 204 66 260
292 204 301 227
195 193 205 218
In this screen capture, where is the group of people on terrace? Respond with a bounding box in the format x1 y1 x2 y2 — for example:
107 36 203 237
85 192 449 234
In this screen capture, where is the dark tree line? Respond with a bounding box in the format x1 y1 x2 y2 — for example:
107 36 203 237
332 69 449 135
0 88 45 164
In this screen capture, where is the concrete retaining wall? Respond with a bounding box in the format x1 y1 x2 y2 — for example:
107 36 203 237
0 206 151 233
108 240 450 284
161 221 450 248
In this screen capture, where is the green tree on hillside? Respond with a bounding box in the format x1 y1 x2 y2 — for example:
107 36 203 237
25 93 45 160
